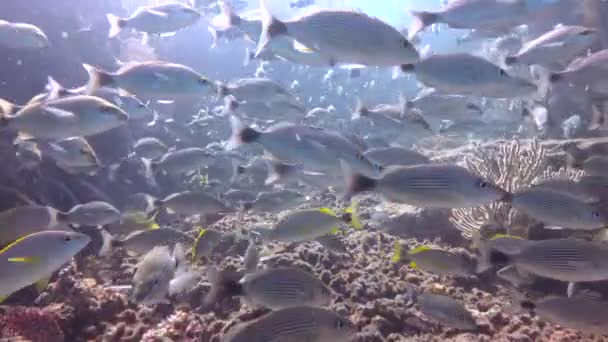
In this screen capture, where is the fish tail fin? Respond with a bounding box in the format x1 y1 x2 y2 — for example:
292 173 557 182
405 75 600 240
218 0 242 28
230 158 246 184
99 228 114 257
342 200 362 229
216 82 230 100
226 115 261 150
45 76 68 100
207 26 218 48
223 95 239 115
352 97 368 120
409 11 438 39
476 241 513 274
173 242 187 272
256 0 287 58
0 99 15 127
106 13 127 38
243 47 253 67
204 266 243 307
345 170 377 200
82 64 114 94
265 160 296 185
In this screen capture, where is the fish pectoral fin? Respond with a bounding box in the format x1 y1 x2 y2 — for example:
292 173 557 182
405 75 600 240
292 40 314 53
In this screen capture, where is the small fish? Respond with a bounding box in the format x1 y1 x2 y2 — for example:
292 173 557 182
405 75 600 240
226 116 381 177
409 0 528 38
152 147 213 175
0 20 48 49
504 26 597 68
57 201 121 227
83 61 211 97
363 146 430 167
0 231 90 300
401 53 538 98
315 234 348 253
191 228 224 261
508 188 606 230
133 137 169 160
515 293 608 335
257 2 419 67
531 178 599 204
392 243 475 277
418 292 477 331
0 95 128 141
267 205 360 243
0 205 64 246
207 267 331 310
38 138 99 174
102 228 193 256
242 189 306 214
222 306 356 342
130 243 185 305
154 191 233 216
346 164 506 208
106 2 201 38
486 238 608 282
549 49 608 97
217 77 295 103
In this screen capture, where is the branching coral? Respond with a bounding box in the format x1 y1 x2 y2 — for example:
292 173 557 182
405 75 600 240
450 139 549 240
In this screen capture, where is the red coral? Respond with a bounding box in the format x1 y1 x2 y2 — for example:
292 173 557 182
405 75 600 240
0 306 65 342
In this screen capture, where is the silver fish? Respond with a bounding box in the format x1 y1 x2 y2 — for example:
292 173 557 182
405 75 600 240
106 2 201 38
346 164 506 208
257 4 419 67
223 306 356 342
418 292 477 331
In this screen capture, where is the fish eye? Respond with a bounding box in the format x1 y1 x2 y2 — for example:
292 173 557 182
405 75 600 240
100 105 114 113
64 236 72 242
580 29 594 36
198 78 209 85
593 211 601 218
499 69 507 77
400 38 410 48
478 180 488 188
334 318 347 329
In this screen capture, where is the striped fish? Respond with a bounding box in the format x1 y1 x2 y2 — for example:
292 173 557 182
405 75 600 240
500 239 608 282
223 306 355 342
346 164 507 208
510 188 607 230
418 292 477 331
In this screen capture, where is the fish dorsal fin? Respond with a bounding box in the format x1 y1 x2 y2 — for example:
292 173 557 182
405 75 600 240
408 245 432 255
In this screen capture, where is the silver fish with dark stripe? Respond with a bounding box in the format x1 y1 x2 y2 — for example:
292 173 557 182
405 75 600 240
346 164 506 208
510 188 606 230
210 267 331 310
489 238 608 282
223 306 356 342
